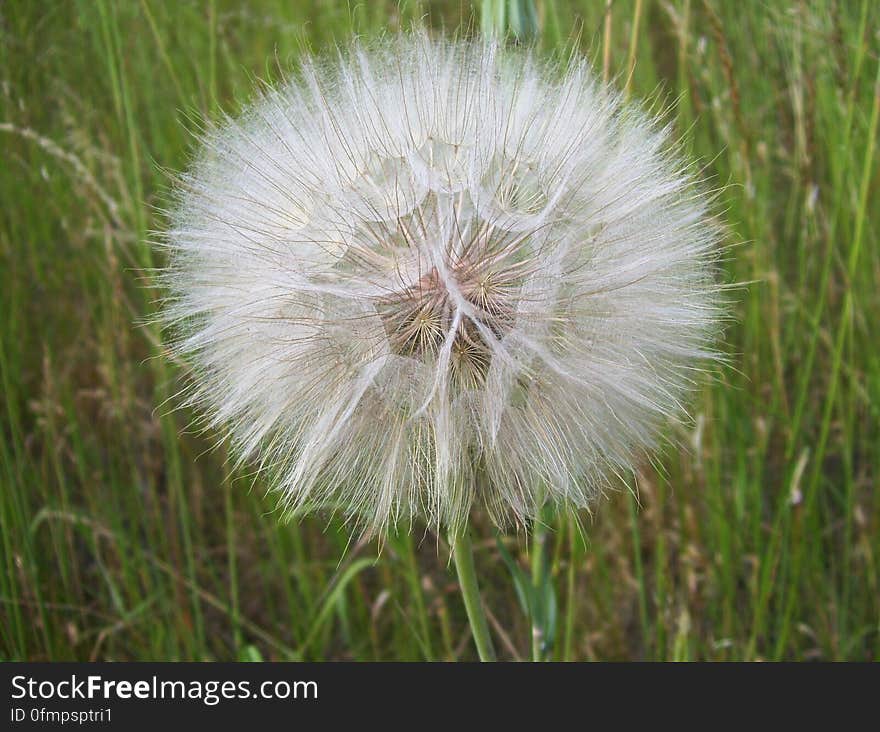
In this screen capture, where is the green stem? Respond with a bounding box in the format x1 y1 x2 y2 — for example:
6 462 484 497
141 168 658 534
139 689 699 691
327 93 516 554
451 529 497 662
562 516 577 661
530 503 547 661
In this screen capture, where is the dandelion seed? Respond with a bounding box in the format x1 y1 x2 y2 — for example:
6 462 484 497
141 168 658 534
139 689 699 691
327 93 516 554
159 34 723 539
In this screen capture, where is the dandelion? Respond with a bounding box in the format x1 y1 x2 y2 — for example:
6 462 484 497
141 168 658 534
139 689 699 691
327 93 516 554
159 33 722 660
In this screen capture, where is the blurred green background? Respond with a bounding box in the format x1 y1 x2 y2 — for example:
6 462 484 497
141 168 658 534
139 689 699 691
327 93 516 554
1 0 878 661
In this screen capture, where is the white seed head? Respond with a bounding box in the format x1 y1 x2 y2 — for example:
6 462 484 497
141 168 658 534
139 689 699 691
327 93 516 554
159 34 723 536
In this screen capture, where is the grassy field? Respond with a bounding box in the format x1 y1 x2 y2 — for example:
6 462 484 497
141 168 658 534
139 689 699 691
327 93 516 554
1 0 878 661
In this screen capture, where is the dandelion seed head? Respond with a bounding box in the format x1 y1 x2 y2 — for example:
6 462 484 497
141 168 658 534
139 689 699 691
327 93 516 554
160 34 724 536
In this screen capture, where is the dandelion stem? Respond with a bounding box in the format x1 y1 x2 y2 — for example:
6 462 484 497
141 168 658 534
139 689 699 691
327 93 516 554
451 529 497 661
530 498 547 661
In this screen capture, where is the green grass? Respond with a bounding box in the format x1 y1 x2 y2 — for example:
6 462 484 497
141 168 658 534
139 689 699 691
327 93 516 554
1 0 878 661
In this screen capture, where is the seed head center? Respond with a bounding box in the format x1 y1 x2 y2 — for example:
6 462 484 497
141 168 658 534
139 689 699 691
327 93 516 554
376 260 513 385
